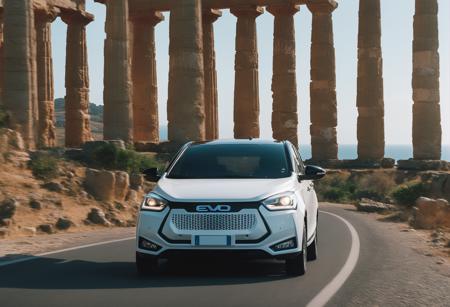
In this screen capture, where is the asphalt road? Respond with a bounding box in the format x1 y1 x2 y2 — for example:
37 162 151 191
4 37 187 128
0 205 447 307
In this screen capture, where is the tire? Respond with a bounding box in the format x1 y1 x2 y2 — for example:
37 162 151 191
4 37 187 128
307 232 318 261
286 224 307 276
136 252 158 276
307 217 318 261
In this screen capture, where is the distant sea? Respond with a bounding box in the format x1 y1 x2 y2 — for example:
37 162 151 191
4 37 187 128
298 144 450 161
159 127 449 161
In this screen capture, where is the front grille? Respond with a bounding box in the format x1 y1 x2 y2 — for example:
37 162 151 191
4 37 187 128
171 213 257 231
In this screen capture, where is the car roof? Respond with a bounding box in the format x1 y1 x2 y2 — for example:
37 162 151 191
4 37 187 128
190 139 287 147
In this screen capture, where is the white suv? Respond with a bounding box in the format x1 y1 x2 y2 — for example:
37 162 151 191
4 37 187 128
136 140 325 276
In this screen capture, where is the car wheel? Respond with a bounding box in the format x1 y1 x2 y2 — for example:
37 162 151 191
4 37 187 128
136 252 158 276
307 217 318 261
286 224 307 276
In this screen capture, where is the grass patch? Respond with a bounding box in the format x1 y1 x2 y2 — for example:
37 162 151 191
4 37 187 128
29 153 59 181
391 181 428 206
0 106 9 128
84 143 162 174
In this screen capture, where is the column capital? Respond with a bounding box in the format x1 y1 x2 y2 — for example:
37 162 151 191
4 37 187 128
61 11 94 26
307 0 338 14
230 6 264 18
130 11 164 26
34 8 59 24
267 5 300 16
203 9 222 23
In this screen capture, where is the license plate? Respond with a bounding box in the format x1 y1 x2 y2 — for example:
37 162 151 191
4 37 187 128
194 235 231 246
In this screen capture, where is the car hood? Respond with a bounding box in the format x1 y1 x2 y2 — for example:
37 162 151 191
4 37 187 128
152 175 296 203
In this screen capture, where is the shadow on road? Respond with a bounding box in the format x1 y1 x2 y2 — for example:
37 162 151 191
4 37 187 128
0 255 291 290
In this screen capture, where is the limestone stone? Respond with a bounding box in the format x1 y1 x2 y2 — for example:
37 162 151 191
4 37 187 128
231 6 263 139
35 10 57 148
268 5 299 146
84 168 115 201
2 0 38 149
356 0 384 160
307 0 338 161
130 173 144 190
131 12 163 143
114 171 130 201
62 12 93 148
86 207 111 226
412 0 441 160
167 0 206 143
103 0 133 144
413 197 450 229
203 9 221 140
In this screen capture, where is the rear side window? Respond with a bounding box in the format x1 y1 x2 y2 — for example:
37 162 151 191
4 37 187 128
167 144 291 179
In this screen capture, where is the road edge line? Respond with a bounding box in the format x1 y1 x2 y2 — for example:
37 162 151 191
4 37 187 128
0 236 135 267
306 211 361 307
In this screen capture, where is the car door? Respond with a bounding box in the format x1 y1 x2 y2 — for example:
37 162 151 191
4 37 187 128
289 144 318 241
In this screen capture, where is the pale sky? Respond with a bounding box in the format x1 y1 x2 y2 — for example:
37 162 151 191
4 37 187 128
50 0 450 145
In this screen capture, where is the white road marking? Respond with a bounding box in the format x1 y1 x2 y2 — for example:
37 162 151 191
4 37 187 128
306 211 361 307
0 237 135 267
56 259 73 265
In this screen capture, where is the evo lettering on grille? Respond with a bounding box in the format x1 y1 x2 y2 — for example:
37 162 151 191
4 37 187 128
195 205 232 212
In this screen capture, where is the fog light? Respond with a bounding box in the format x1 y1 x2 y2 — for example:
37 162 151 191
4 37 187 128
270 238 297 252
139 237 162 251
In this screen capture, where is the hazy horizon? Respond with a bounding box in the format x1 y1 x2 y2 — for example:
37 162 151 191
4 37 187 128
50 0 450 146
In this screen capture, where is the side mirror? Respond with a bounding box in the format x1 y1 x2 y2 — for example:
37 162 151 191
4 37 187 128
298 165 326 181
143 168 161 182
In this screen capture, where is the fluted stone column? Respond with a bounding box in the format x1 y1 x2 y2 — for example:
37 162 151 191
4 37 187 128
103 0 133 143
35 11 57 148
2 0 37 149
131 12 164 143
268 5 299 147
62 12 93 148
0 12 4 105
412 0 441 160
357 0 384 161
167 0 205 143
231 6 263 139
307 0 338 161
203 9 221 140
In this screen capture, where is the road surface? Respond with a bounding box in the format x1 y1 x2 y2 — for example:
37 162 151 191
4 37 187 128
0 204 448 307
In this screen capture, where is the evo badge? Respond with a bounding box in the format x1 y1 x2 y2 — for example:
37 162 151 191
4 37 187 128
195 205 232 212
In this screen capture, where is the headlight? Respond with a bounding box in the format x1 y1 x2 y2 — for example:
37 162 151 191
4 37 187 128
141 193 167 211
262 192 297 211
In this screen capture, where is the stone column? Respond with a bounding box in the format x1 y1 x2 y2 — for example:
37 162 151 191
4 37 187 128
167 0 205 143
412 0 441 160
2 0 37 149
0 12 4 105
203 9 221 140
356 0 384 161
268 5 299 147
103 0 133 143
35 10 57 148
307 0 338 161
131 12 164 143
231 6 263 139
62 12 93 148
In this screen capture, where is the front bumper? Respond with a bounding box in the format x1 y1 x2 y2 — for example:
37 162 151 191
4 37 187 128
136 203 304 257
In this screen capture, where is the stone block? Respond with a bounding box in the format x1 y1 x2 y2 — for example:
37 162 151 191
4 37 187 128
84 169 115 201
413 197 450 229
114 171 130 201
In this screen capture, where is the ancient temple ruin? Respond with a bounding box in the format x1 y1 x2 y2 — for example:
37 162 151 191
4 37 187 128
0 0 444 166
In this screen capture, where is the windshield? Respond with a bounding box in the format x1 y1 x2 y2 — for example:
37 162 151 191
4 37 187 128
167 143 291 179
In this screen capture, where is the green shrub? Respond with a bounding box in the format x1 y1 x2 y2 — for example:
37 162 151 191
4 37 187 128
322 187 352 203
391 181 428 206
0 106 8 128
29 154 59 180
85 143 161 174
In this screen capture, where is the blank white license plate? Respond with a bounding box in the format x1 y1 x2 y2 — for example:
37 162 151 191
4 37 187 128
194 235 231 246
